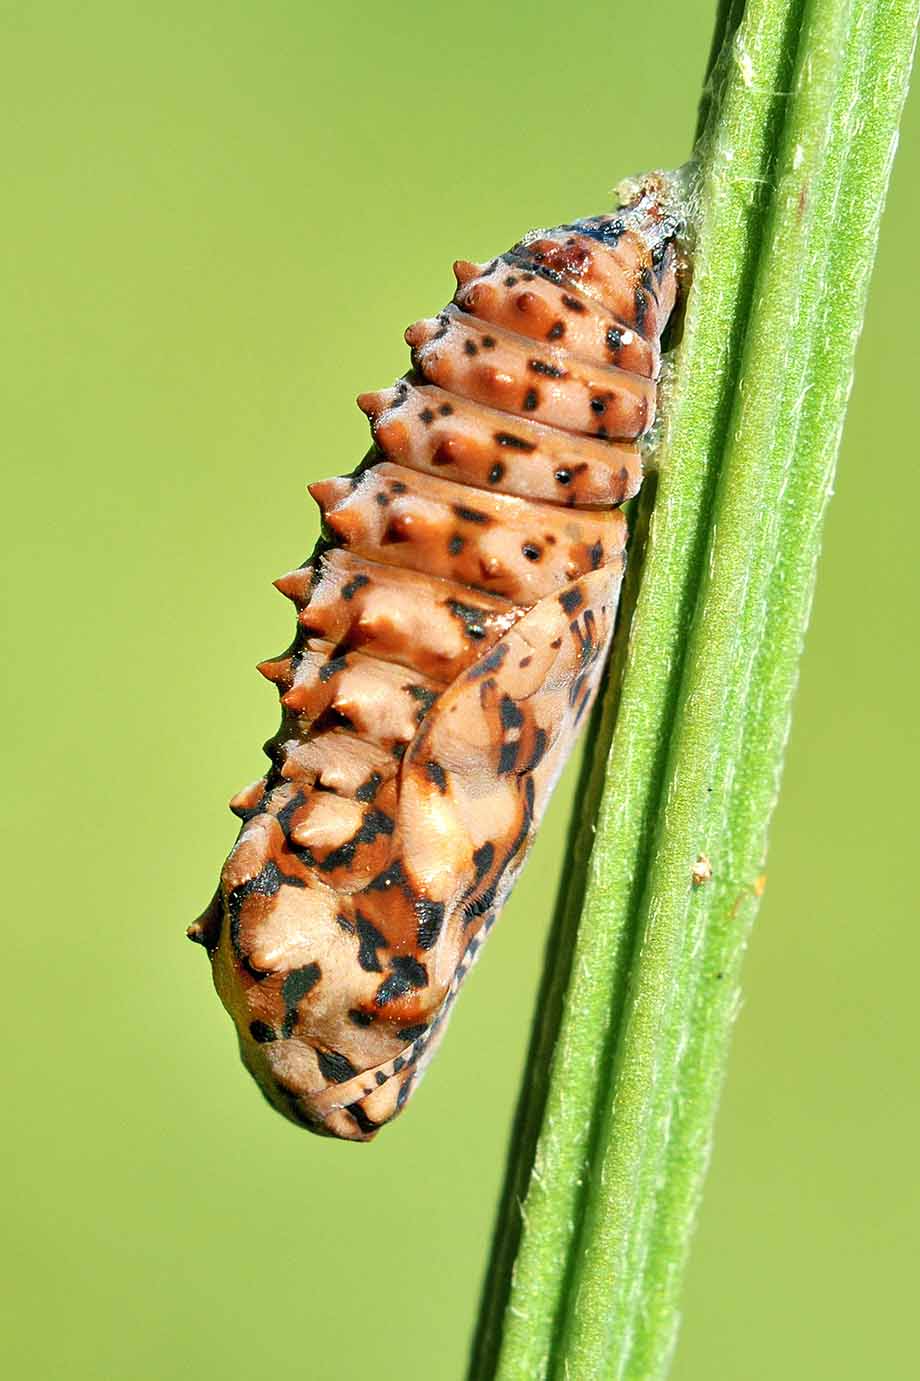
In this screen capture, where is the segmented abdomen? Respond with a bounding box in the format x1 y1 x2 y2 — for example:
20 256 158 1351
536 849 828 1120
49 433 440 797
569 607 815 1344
189 188 679 1140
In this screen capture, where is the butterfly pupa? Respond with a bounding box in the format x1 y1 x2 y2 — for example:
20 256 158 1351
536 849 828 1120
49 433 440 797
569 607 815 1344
189 183 680 1140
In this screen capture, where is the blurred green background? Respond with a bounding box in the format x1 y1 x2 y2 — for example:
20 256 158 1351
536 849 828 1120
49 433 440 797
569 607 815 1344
2 3 917 1378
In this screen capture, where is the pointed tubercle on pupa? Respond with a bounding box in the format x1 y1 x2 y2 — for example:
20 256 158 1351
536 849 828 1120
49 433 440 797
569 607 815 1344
452 259 480 286
403 319 433 349
229 778 267 818
274 566 313 604
356 390 388 419
308 476 352 516
187 889 223 949
256 655 294 688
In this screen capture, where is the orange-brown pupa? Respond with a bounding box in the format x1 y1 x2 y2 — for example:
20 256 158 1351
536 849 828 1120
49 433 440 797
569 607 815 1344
189 183 681 1140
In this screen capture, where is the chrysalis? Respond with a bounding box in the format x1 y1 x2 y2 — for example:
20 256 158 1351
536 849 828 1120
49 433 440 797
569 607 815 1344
189 183 680 1140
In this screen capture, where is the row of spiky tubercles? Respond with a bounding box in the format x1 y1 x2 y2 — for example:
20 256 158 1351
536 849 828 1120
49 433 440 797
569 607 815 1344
189 190 679 1140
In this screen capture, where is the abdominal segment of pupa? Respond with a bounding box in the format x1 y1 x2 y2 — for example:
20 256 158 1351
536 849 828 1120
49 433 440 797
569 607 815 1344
189 182 680 1141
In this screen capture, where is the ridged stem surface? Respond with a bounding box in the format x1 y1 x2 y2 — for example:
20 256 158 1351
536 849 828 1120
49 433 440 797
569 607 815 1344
625 1 919 1372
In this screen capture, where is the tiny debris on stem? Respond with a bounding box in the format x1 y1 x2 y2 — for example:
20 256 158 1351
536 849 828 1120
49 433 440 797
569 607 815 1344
692 853 713 886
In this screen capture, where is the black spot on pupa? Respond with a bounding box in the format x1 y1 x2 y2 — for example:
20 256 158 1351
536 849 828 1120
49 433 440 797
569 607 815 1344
366 859 410 895
448 534 465 556
447 598 488 640
562 293 585 314
574 687 592 725
606 326 623 354
318 1050 358 1084
275 789 308 838
523 727 548 772
499 695 524 730
416 899 445 950
356 915 388 973
281 962 322 1038
537 264 564 285
523 389 539 410
481 335 496 349
464 339 479 356
590 397 607 415
249 1020 277 1044
529 359 564 378
453 504 490 525
419 408 435 424
375 955 429 1007
287 841 317 872
522 543 541 562
346 1103 379 1136
555 468 572 486
425 760 448 792
463 883 498 922
318 808 395 873
349 1008 375 1027
341 573 370 600
406 684 439 721
488 462 505 484
396 1075 415 1110
547 321 565 341
355 772 383 803
559 587 583 614
495 431 535 452
438 402 454 416
319 655 348 683
397 1024 427 1042
498 741 520 775
472 842 494 882
589 541 604 569
468 642 508 678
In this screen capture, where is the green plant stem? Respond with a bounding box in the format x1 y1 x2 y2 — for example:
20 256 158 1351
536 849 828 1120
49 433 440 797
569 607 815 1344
618 0 868 1368
625 2 919 1373
484 3 803 1378
554 0 861 1373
